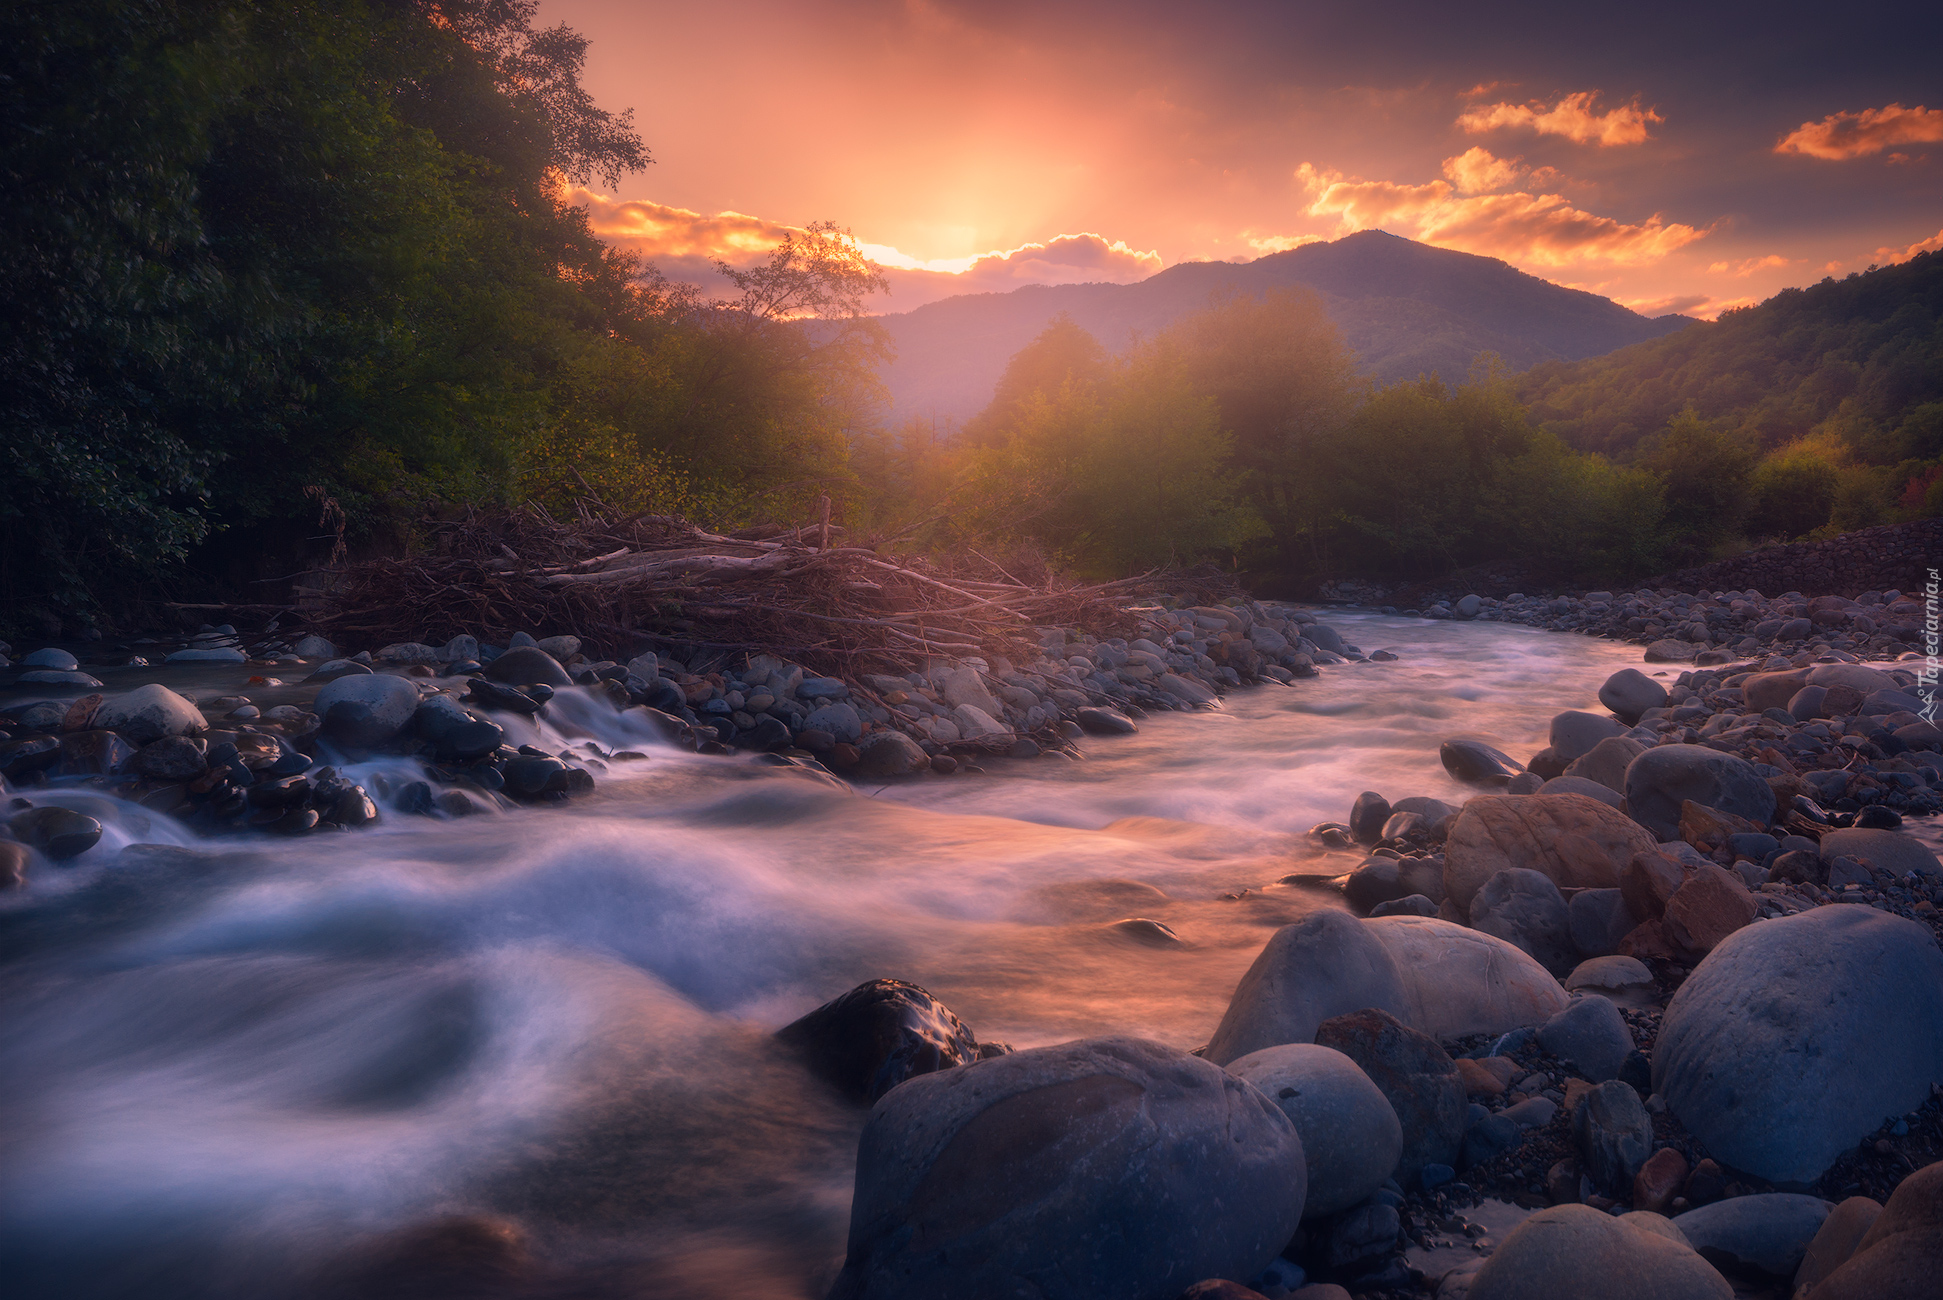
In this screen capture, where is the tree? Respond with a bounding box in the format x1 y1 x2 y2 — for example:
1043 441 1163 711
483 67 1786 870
1633 409 1757 557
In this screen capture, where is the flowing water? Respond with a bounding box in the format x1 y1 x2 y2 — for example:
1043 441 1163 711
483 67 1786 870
0 615 1652 1298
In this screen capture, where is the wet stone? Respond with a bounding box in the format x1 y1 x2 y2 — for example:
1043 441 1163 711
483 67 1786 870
776 977 984 1102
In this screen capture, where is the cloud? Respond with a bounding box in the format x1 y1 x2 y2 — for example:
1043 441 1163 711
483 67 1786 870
1776 103 1943 160
1442 146 1524 194
1623 292 1755 320
567 189 1162 310
1876 227 1943 264
1300 163 1706 267
1706 254 1796 276
1242 231 1327 254
1458 91 1662 146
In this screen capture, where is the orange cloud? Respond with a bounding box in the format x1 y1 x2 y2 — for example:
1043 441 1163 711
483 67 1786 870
1442 146 1524 194
1622 292 1754 320
1876 227 1943 264
1300 164 1706 267
1707 254 1796 277
1458 91 1662 146
1242 231 1326 255
1776 104 1943 160
567 189 1163 310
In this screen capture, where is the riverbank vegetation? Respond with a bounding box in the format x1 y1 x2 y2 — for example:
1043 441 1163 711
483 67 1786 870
6 1 1942 639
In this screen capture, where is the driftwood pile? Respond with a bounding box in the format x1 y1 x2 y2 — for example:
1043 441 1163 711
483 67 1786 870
298 507 1240 677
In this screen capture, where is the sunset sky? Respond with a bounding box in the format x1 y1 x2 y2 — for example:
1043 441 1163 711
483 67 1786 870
544 0 1943 319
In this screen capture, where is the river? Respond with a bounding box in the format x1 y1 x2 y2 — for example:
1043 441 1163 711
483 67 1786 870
0 614 1652 1298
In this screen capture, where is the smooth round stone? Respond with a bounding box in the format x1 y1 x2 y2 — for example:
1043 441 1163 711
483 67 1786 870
1550 711 1628 762
1469 1204 1731 1300
1364 916 1571 1040
1443 793 1657 917
314 673 422 747
1227 1043 1403 1218
92 683 207 744
18 670 104 686
1204 912 1409 1065
165 647 246 662
20 647 79 671
1469 867 1575 971
1804 1161 1943 1300
1599 669 1669 725
1816 828 1941 879
776 977 981 1102
1653 906 1943 1184
1564 955 1654 994
1623 744 1774 843
1673 1193 1832 1277
857 730 927 778
482 645 571 688
1536 995 1634 1083
8 806 104 860
826 1036 1305 1300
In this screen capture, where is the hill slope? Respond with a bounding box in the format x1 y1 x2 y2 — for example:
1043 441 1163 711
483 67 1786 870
875 230 1692 422
1515 250 1943 458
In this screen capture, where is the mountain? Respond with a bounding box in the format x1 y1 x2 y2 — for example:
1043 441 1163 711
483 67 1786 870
873 230 1694 424
1515 250 1943 458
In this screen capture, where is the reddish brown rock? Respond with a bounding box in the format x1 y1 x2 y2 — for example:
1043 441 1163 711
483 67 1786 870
0 841 28 890
1456 1057 1513 1097
1678 800 1765 852
1621 850 1687 921
1684 1158 1726 1207
1663 863 1757 956
61 692 103 732
1617 918 1680 962
1633 1147 1689 1215
1795 1196 1883 1297
1178 1283 1270 1300
1548 1157 1586 1205
1743 669 1811 712
1804 1160 1943 1300
1444 794 1659 916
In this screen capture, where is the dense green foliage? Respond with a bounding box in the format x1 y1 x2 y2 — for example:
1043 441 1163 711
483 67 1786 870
2 0 882 629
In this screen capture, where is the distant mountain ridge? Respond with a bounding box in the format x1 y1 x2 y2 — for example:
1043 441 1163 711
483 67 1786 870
874 230 1694 424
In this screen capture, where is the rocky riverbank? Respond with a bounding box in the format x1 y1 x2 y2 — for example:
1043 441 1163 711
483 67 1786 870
0 598 1370 881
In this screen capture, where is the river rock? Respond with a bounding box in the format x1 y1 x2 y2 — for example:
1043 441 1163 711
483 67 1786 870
1345 857 1410 912
92 683 207 744
131 735 208 781
21 647 79 671
1350 791 1391 845
1623 745 1774 842
1574 1080 1654 1193
1390 796 1459 836
293 635 336 659
534 635 580 662
1314 1007 1465 1186
1661 862 1756 955
315 673 422 748
1537 995 1634 1083
950 703 1008 740
1469 868 1575 971
1805 662 1898 695
1444 793 1659 916
1075 707 1137 735
1365 916 1571 1039
1441 739 1523 786
933 664 1003 717
1369 894 1437 917
1564 736 1647 794
0 841 27 889
1539 775 1624 809
1227 1043 1403 1217
807 702 866 743
1673 1194 1831 1278
1551 711 1628 763
1743 668 1812 713
1794 1196 1884 1297
1599 669 1670 724
483 645 571 687
1563 956 1654 996
305 658 372 682
1466 1204 1732 1300
858 731 928 778
777 978 983 1102
8 806 104 860
1204 912 1409 1065
1817 827 1942 878
1567 888 1634 957
1652 906 1943 1183
826 1036 1305 1300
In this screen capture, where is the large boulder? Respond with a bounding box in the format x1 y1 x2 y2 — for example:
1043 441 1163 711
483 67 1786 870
1537 995 1634 1083
1817 828 1942 879
1550 711 1629 763
1443 793 1659 917
1467 1204 1732 1300
1226 1043 1402 1217
1441 739 1523 786
1805 663 1899 696
1468 868 1575 972
1673 1193 1831 1278
1599 669 1670 725
315 673 422 748
1204 912 1409 1066
1742 669 1812 713
1804 1160 1943 1300
857 732 929 779
1564 736 1647 794
91 683 207 744
1623 745 1774 843
1365 916 1571 1039
1795 1198 1882 1297
1653 906 1943 1184
1314 1007 1465 1186
825 1036 1305 1300
1575 1080 1655 1194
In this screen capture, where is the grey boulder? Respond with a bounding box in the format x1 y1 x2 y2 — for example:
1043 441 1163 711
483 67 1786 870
826 1036 1305 1300
1467 1204 1731 1300
1599 669 1670 725
1623 744 1773 842
1469 868 1575 972
1227 1043 1403 1217
1673 1194 1832 1278
1817 828 1941 879
1574 1080 1654 1193
315 673 422 748
1204 912 1410 1065
92 684 208 744
1537 995 1634 1083
1653 905 1943 1183
483 645 572 687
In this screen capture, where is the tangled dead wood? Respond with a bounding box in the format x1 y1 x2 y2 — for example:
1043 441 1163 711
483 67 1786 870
298 506 1240 677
